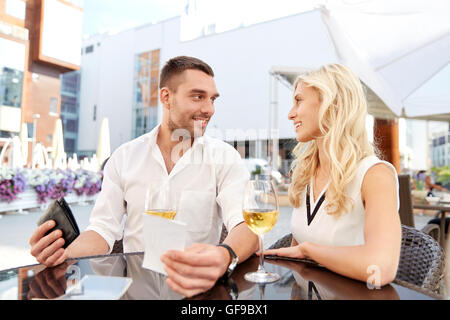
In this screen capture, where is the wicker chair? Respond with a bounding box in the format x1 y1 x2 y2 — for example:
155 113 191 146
268 233 293 250
398 174 440 242
112 239 124 254
395 225 445 293
268 225 445 293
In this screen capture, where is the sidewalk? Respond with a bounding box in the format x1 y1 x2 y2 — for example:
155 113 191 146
0 203 93 271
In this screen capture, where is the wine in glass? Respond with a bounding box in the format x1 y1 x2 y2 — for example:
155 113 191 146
144 181 176 220
243 176 280 283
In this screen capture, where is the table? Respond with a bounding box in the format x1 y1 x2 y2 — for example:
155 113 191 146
0 252 442 300
413 203 450 247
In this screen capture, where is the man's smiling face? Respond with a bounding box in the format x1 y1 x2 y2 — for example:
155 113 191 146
166 69 219 137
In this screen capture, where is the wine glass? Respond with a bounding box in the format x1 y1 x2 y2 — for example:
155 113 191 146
144 181 176 220
242 175 280 283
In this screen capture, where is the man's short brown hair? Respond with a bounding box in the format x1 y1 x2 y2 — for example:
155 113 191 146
159 56 214 91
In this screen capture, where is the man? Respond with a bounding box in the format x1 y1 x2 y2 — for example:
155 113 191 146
29 56 259 297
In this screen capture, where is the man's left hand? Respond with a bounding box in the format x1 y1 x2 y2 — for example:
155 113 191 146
161 243 229 297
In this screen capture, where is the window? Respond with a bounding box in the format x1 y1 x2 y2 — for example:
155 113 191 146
0 131 12 138
61 96 77 114
132 50 160 138
133 107 158 138
66 119 77 132
49 97 58 115
0 67 23 108
65 138 75 152
26 123 34 138
93 105 97 121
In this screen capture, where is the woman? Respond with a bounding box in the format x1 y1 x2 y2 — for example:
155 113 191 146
413 170 448 195
262 63 402 286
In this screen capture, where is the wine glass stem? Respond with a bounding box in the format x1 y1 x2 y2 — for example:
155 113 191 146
258 234 265 273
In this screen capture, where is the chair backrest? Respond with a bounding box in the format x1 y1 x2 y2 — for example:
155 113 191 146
111 239 123 254
268 225 445 293
268 233 292 249
219 224 228 244
395 225 445 293
398 174 415 227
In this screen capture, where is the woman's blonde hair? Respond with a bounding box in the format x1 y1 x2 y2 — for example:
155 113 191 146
288 63 376 216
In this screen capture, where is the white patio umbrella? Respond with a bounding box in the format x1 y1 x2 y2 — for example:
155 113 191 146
51 119 66 169
318 0 450 120
0 137 24 168
96 117 111 169
19 123 28 166
10 136 24 168
68 153 80 170
32 142 47 169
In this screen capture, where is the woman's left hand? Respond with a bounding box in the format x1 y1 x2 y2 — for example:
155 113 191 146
259 243 309 259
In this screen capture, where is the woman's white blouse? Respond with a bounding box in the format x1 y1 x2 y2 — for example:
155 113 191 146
290 156 399 247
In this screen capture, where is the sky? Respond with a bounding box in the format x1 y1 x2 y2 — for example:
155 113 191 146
81 0 321 38
82 0 187 38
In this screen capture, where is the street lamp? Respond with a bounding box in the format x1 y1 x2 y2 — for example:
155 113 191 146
32 113 40 158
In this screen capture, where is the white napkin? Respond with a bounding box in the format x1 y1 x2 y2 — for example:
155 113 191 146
141 213 187 275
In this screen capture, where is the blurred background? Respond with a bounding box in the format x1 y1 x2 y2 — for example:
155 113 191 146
0 0 449 271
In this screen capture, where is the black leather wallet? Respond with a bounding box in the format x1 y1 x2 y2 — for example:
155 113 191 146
37 198 80 248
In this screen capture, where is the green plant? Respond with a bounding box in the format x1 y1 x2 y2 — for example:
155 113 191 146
432 165 450 186
251 165 262 176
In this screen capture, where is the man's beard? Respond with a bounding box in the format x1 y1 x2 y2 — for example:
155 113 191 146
168 112 209 139
168 100 208 138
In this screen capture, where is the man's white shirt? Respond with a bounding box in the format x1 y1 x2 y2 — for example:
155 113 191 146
86 124 250 253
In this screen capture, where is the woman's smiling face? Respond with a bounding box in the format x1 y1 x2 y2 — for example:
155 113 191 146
288 82 323 143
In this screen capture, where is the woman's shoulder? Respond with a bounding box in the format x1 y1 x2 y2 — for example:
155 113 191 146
358 156 399 206
355 155 398 189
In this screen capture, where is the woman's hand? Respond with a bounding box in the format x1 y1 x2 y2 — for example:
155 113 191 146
258 242 309 259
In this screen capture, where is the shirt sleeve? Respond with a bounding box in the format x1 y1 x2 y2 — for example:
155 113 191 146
215 148 250 233
85 150 126 254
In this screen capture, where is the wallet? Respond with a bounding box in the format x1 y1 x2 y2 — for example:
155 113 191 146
37 198 80 248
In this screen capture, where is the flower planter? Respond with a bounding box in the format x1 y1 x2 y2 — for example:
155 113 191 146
0 187 98 214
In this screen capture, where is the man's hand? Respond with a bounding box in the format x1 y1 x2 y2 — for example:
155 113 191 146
27 261 75 300
161 243 230 298
29 220 68 267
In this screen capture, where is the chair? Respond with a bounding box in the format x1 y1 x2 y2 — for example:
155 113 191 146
268 233 292 250
395 225 445 293
219 224 228 244
398 174 440 242
112 239 123 254
398 174 415 227
268 225 446 293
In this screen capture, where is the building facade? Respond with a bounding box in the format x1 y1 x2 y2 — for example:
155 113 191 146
77 9 405 171
0 0 82 164
60 70 80 156
431 127 450 167
78 10 338 159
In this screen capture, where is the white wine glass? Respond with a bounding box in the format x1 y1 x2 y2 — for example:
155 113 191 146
243 176 280 283
144 181 176 220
